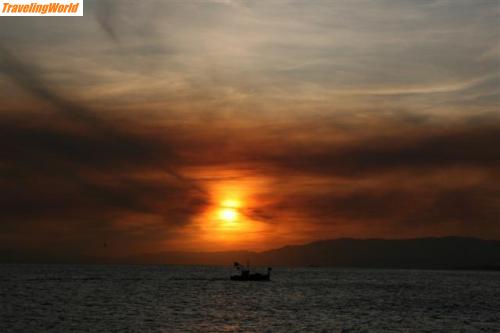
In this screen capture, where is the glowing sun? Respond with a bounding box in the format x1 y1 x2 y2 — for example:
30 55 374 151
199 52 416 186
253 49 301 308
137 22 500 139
218 207 239 222
217 199 241 223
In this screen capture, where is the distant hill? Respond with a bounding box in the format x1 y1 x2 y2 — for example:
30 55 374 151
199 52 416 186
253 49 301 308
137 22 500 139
124 237 500 270
2 237 500 270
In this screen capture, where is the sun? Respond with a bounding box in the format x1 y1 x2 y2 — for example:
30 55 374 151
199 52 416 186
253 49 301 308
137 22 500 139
217 199 241 223
218 207 239 223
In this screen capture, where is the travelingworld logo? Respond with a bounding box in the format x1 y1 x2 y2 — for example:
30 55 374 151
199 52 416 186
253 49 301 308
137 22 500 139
1 0 82 16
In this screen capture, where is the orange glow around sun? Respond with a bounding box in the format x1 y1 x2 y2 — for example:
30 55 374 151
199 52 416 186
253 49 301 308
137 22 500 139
164 167 330 253
183 168 274 251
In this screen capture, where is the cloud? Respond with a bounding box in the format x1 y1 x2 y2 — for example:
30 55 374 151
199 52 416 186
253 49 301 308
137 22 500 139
0 46 89 121
0 0 498 258
0 112 210 255
245 122 500 178
0 46 209 256
94 0 119 42
217 119 500 239
1 107 499 255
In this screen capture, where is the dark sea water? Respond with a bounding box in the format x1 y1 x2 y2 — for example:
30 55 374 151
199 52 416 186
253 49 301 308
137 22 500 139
0 265 499 332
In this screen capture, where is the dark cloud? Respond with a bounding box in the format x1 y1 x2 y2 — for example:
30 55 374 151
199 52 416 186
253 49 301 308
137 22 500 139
0 113 209 249
226 120 500 239
251 123 500 178
250 172 500 232
1 107 500 256
0 46 209 256
0 114 212 257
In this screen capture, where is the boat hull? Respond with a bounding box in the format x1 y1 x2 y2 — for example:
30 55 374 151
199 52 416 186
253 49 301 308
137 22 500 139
230 274 270 281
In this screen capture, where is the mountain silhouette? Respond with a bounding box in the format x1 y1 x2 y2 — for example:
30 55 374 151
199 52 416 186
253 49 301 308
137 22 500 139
123 237 500 270
2 237 499 269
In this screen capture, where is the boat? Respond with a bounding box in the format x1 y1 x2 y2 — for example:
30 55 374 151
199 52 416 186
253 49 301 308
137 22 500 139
230 262 272 281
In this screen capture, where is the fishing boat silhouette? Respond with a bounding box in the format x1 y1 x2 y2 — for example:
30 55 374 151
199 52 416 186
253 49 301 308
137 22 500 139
230 262 272 281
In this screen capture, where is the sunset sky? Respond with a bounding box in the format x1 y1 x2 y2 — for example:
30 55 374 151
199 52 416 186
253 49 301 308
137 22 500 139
0 0 499 260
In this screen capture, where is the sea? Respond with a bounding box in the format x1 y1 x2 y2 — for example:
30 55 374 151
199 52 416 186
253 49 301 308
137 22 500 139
0 265 499 332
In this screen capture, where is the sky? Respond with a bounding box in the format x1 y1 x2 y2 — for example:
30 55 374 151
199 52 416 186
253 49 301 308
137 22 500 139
0 0 499 260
